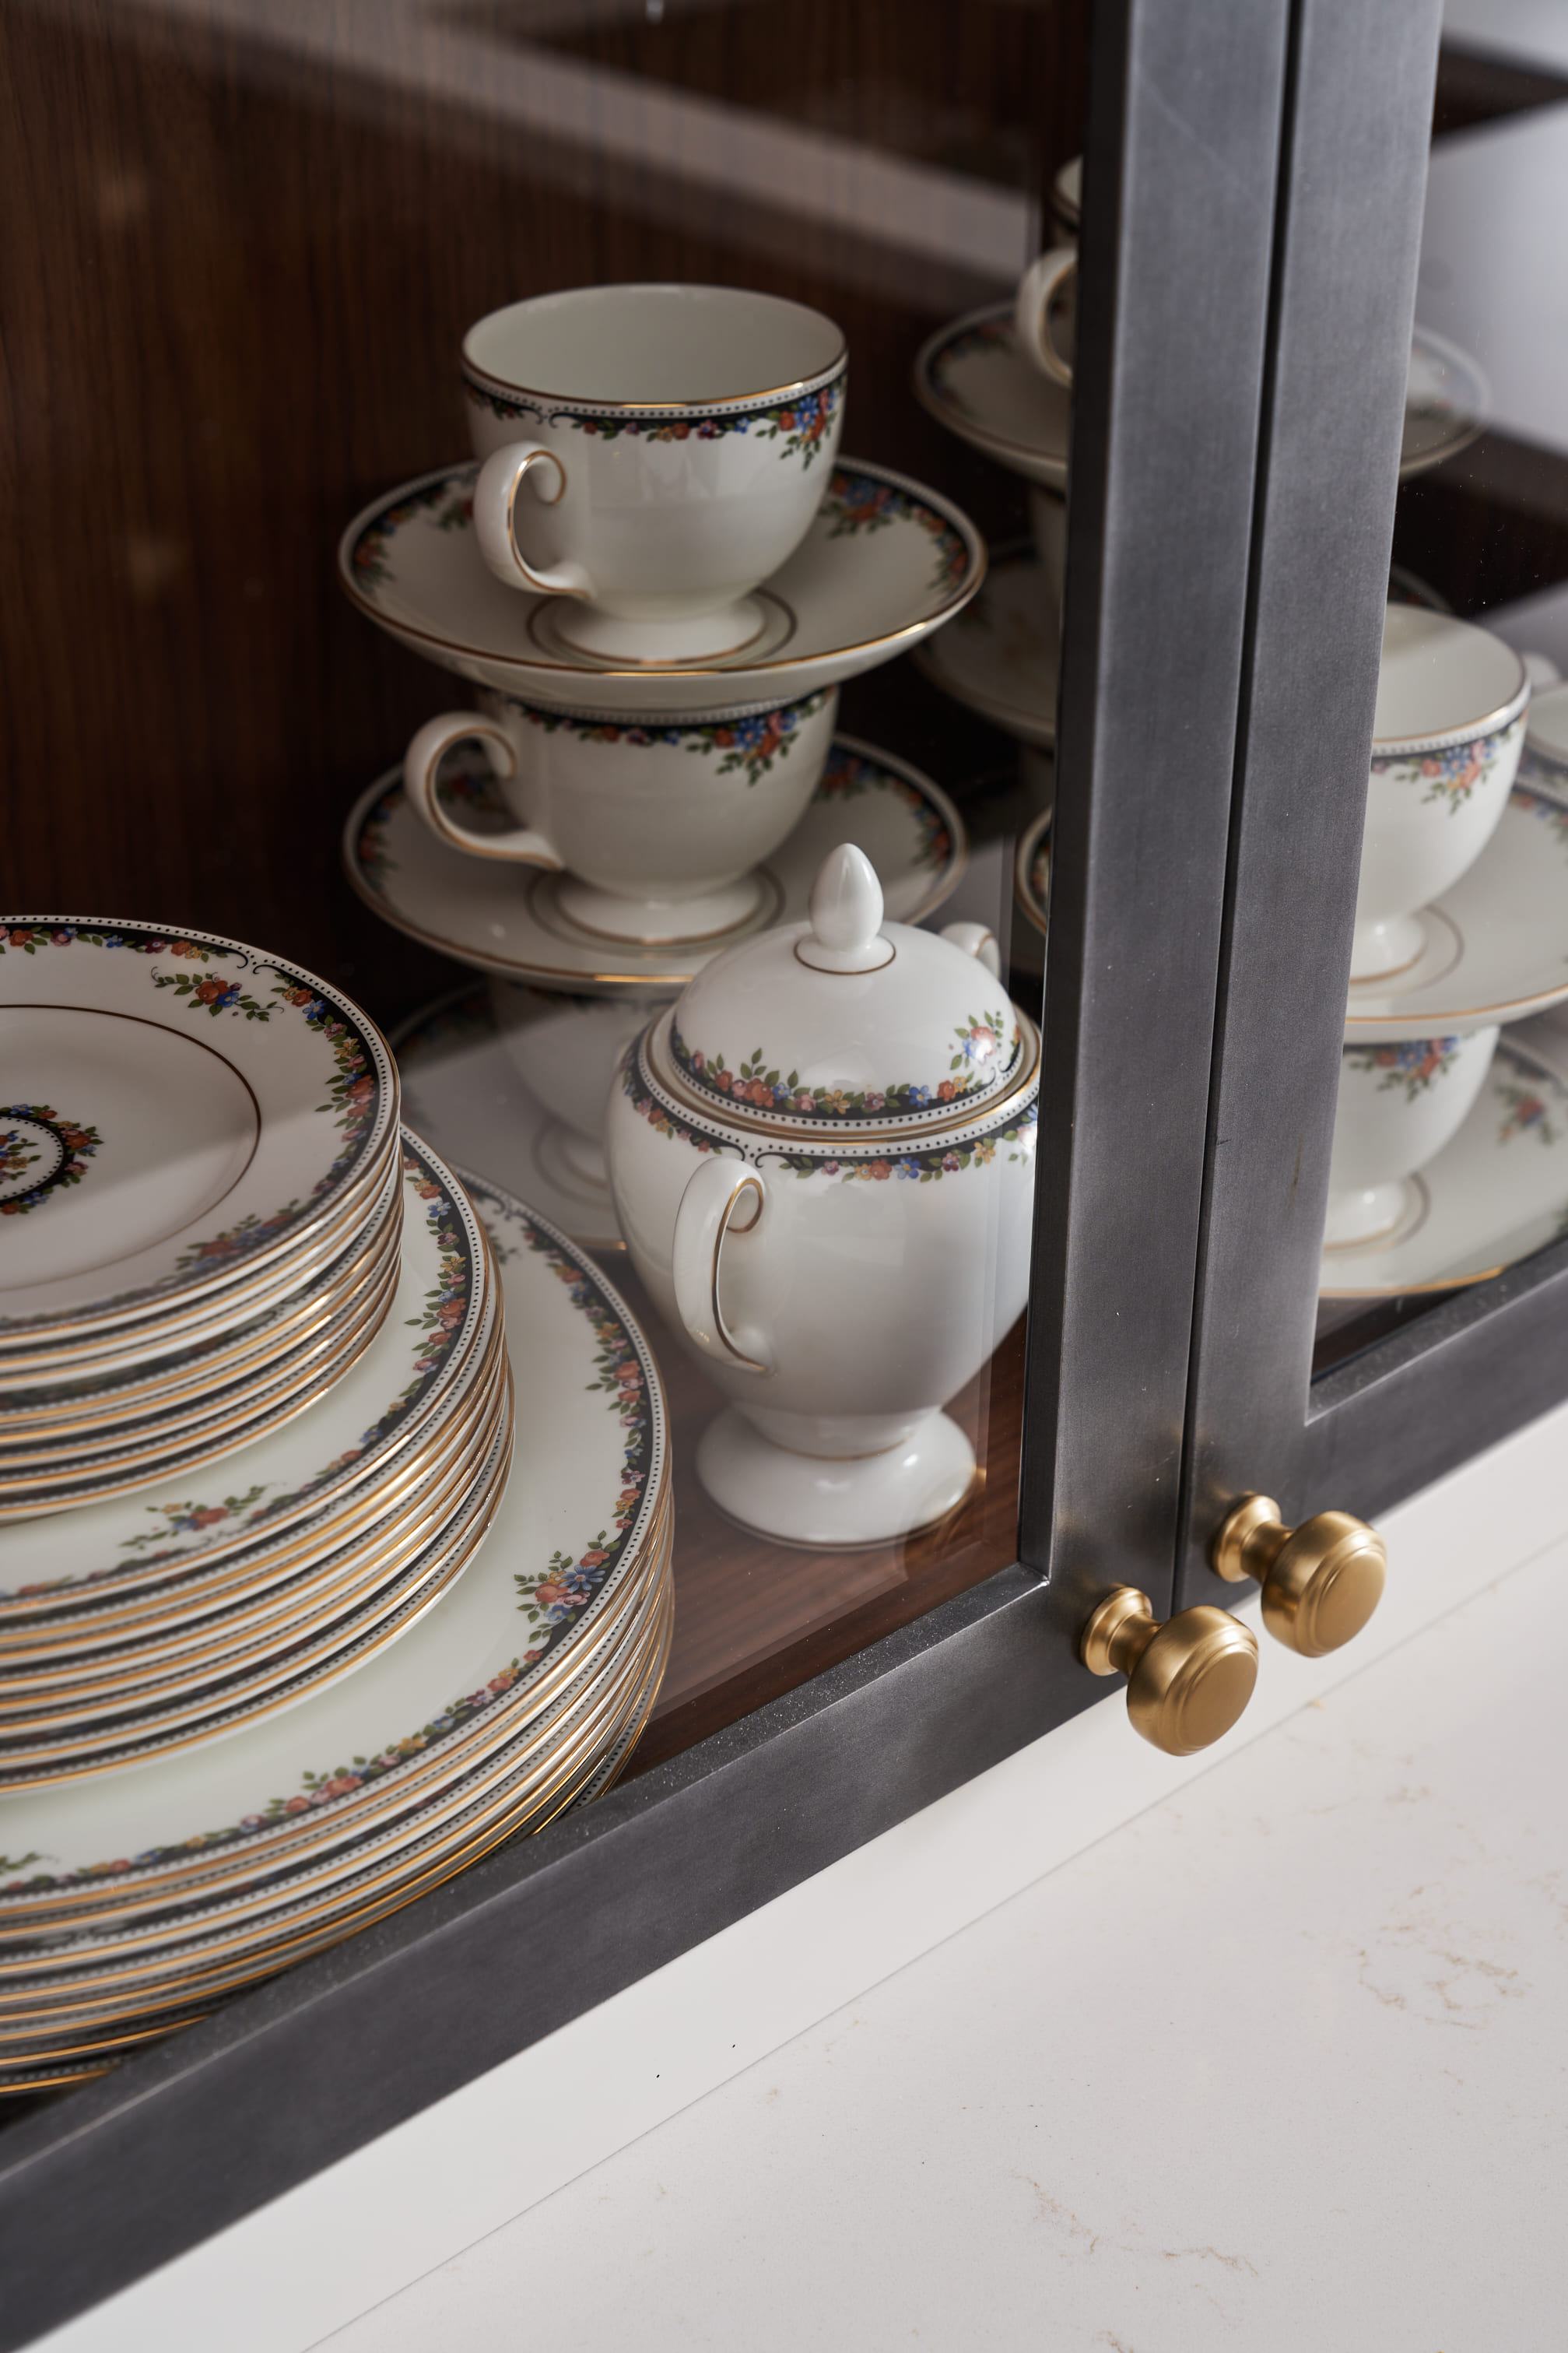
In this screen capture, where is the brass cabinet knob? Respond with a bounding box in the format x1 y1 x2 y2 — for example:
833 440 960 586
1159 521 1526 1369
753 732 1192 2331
1211 1494 1386 1656
1079 1587 1258 1756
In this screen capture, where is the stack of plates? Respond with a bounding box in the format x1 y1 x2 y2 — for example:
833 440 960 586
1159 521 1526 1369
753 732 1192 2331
0 1135 510 1781
0 1171 671 2091
0 922 403 1515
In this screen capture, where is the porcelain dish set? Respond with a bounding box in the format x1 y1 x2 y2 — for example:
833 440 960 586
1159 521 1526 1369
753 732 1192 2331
0 925 672 2092
340 283 987 1260
339 280 1045 1547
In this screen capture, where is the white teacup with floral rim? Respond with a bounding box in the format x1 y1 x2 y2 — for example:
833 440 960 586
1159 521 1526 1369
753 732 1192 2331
1353 606 1528 982
465 284 847 666
1325 1027 1499 1250
405 685 838 945
605 845 1039 1547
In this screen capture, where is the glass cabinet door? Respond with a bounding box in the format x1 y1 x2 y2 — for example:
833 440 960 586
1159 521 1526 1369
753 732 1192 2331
1175 0 1568 1622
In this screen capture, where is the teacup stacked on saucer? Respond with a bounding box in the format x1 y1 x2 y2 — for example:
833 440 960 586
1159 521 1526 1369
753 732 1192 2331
1319 608 1568 1297
338 283 984 1246
0 925 672 2091
910 153 1490 778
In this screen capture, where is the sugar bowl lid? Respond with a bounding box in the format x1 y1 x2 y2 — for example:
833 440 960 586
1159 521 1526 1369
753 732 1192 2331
661 845 1026 1133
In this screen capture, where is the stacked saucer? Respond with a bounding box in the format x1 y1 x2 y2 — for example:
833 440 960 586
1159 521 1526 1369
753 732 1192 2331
0 1172 671 2090
0 923 403 1516
912 149 1488 767
338 283 983 1246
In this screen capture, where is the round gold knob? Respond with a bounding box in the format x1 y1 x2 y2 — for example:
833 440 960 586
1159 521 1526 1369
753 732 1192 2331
1211 1494 1386 1657
1079 1587 1258 1756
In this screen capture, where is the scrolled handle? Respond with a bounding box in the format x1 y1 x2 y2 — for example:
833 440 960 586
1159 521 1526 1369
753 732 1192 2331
938 920 1001 978
672 1157 774 1376
1014 246 1077 388
404 714 564 869
473 442 595 599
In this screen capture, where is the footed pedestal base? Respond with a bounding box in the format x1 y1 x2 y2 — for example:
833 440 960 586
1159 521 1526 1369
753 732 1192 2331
696 1406 977 1549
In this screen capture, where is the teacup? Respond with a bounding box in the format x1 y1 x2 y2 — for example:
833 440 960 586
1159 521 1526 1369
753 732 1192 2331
1325 1027 1498 1250
1352 606 1528 982
464 283 847 665
405 685 838 944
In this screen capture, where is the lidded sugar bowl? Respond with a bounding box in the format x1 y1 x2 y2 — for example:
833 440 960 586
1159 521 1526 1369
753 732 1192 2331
605 844 1040 1545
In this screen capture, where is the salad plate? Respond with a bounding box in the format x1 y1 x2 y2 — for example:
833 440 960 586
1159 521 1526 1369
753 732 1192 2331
0 923 397 1342
1344 786 1568 1042
0 1136 495 1620
345 736 967 991
914 549 1058 748
1321 1040 1568 1296
337 459 984 716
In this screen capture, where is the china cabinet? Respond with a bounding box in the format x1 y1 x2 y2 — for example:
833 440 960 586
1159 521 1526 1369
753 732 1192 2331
4 0 1567 2339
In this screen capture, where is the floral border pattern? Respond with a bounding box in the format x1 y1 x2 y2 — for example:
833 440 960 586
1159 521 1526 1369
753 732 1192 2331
928 318 1011 423
815 746 952 873
463 372 843 469
668 1008 1014 1121
622 1043 1037 1185
821 468 969 595
352 477 472 589
0 929 388 1324
511 686 831 787
1370 713 1523 811
1342 1038 1461 1101
0 1108 101 1217
0 1191 658 1895
1498 1079 1562 1147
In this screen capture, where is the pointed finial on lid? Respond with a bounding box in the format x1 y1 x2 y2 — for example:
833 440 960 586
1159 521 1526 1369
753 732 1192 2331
796 844 896 974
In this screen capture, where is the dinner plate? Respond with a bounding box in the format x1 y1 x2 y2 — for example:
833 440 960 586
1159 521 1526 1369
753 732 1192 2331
0 1134 494 1617
337 459 984 716
345 736 968 992
0 1171 668 1925
0 922 398 1341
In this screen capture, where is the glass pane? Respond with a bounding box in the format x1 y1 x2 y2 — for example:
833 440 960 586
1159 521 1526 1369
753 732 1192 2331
1316 14 1568 1374
0 0 1087 2097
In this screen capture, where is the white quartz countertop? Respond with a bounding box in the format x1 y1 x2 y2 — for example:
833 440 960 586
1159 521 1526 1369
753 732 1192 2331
317 1517 1568 2351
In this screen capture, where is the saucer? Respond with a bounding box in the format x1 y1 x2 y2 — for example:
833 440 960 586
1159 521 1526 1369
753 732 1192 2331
392 987 626 1253
914 307 1068 490
338 459 984 717
343 735 968 992
914 307 1485 491
1344 785 1568 1041
1320 1040 1568 1295
913 550 1058 747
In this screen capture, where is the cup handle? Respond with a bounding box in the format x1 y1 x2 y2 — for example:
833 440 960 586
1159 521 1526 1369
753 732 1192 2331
672 1157 774 1377
939 920 1002 979
473 443 595 600
404 714 565 869
1014 247 1077 388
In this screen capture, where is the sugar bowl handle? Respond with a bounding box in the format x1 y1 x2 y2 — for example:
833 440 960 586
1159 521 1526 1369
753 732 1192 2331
404 715 565 869
939 920 1001 978
474 443 595 600
672 1158 775 1376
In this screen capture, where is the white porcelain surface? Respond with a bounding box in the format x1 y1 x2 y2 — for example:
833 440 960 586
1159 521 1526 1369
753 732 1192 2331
1345 782 1568 1039
668 845 1018 1130
0 1176 665 1908
1012 246 1077 387
1324 1027 1497 1249
344 737 967 993
0 925 397 1335
403 686 837 945
913 549 1059 749
339 458 984 717
607 854 1038 1545
1521 676 1568 778
464 286 845 662
1321 1036 1568 1294
1352 605 1528 981
393 985 637 1252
